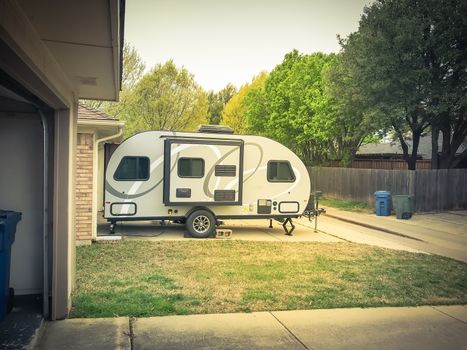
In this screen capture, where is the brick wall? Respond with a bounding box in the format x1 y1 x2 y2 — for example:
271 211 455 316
76 133 94 242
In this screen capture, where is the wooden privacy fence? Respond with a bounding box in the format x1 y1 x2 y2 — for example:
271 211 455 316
307 167 467 213
328 159 432 170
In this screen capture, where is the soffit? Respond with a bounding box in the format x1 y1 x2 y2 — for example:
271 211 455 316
16 0 121 101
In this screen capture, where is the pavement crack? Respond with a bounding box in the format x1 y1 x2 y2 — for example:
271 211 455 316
270 312 311 350
431 306 467 325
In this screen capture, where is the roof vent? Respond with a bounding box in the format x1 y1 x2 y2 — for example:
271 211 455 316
77 76 97 86
197 125 234 134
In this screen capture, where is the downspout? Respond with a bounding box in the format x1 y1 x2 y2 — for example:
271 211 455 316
95 127 124 146
92 127 123 238
38 109 49 319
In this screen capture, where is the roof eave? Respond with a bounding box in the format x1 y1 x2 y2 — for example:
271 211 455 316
77 119 125 128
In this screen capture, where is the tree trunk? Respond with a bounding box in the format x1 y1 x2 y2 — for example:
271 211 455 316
408 130 422 170
439 126 452 169
451 147 467 169
394 126 411 169
431 124 439 169
447 127 467 168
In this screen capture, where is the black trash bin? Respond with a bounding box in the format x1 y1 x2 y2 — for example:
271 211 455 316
0 210 22 322
392 195 413 219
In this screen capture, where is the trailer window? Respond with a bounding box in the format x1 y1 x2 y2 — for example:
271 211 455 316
267 161 295 182
114 156 149 181
178 158 204 178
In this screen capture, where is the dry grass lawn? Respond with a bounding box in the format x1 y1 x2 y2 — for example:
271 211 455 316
71 240 467 318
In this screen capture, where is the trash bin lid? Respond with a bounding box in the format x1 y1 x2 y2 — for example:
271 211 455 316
374 191 391 197
0 211 22 226
0 210 22 220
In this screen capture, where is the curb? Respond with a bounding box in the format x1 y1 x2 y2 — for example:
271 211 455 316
26 318 45 350
324 213 424 242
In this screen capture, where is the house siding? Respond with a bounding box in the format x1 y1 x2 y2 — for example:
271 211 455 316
76 132 94 242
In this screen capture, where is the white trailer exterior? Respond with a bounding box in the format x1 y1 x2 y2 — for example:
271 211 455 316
104 129 311 237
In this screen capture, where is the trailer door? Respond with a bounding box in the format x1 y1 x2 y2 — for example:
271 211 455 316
163 138 244 206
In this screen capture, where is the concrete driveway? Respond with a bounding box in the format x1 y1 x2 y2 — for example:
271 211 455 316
322 208 467 262
35 305 467 350
97 209 467 261
97 216 342 243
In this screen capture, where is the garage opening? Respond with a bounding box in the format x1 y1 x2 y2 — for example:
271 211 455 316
0 70 53 345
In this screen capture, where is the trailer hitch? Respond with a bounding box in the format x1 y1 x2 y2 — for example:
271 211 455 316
269 191 325 235
303 191 326 232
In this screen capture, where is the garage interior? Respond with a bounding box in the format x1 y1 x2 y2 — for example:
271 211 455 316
0 70 54 346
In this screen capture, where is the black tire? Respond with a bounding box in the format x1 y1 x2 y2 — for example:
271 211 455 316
186 210 216 238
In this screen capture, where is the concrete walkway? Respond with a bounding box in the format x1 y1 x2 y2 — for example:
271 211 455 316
324 208 467 239
319 208 467 262
34 305 467 350
296 216 423 254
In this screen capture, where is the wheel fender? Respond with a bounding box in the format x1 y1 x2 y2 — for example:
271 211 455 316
185 206 215 219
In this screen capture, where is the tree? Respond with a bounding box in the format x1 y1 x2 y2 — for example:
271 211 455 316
81 42 145 114
120 44 146 90
244 81 268 135
427 0 467 168
325 50 382 164
122 60 209 136
246 51 337 164
221 72 268 134
340 0 467 169
207 84 237 125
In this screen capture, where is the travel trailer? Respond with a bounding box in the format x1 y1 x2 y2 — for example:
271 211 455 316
104 126 311 237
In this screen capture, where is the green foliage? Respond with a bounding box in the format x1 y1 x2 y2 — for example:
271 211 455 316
222 72 268 134
207 84 237 125
121 44 147 90
221 72 268 134
339 0 467 169
81 42 145 115
246 51 341 164
244 85 268 134
319 197 373 213
80 0 466 170
122 60 209 136
81 47 209 137
325 53 383 165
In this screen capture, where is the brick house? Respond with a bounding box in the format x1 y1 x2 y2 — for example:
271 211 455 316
76 104 124 243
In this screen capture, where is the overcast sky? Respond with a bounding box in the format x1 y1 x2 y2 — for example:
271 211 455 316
125 0 371 92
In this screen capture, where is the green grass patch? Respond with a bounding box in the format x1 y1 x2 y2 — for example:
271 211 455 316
319 196 373 213
71 240 467 318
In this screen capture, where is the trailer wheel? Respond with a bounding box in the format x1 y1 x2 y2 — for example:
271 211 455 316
186 210 216 238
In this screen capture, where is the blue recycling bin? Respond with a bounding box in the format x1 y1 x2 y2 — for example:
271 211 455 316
0 210 22 322
374 191 391 216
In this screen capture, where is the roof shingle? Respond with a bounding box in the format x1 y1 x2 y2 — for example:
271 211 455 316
78 103 117 121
